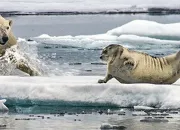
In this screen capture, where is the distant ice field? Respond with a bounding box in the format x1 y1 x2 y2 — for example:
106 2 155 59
0 0 180 15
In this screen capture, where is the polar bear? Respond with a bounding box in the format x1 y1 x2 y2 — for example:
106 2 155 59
0 15 17 55
98 44 180 84
0 16 40 76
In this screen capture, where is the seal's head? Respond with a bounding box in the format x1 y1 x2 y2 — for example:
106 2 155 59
100 44 123 62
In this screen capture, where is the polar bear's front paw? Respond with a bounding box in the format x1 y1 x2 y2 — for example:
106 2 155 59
98 79 106 83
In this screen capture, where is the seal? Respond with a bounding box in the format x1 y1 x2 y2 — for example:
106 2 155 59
98 44 180 84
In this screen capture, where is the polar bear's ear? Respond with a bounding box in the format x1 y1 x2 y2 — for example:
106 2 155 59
9 20 13 26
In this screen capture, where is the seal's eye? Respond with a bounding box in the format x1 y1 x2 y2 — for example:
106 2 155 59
103 50 107 54
6 27 9 30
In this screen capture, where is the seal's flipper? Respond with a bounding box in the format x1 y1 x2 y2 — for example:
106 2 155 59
124 59 135 70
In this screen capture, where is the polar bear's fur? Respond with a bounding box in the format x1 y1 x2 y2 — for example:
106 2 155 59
0 45 41 76
98 44 180 84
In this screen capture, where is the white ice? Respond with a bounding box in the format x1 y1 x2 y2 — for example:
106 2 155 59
0 76 180 108
34 34 120 49
107 20 180 38
132 111 148 116
0 99 8 111
134 106 154 110
100 123 125 129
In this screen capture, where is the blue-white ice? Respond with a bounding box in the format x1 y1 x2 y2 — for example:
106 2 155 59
0 76 180 108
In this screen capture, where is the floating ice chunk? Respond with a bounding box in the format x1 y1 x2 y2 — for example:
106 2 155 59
0 99 8 111
118 34 180 44
134 106 154 110
120 109 124 112
107 20 180 39
132 111 148 116
100 123 126 129
168 111 178 114
107 109 113 115
34 34 118 49
100 123 113 129
140 117 169 122
118 109 126 115
150 112 169 116
34 32 180 51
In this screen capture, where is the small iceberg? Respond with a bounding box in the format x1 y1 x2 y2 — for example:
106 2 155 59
134 106 154 110
118 109 126 115
107 20 180 39
0 99 8 112
100 123 126 129
140 117 169 123
132 111 148 116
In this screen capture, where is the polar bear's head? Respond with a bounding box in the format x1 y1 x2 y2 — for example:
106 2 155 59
0 24 12 45
0 17 13 45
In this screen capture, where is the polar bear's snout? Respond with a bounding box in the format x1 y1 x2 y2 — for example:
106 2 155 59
0 36 8 45
0 25 10 45
2 36 8 44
